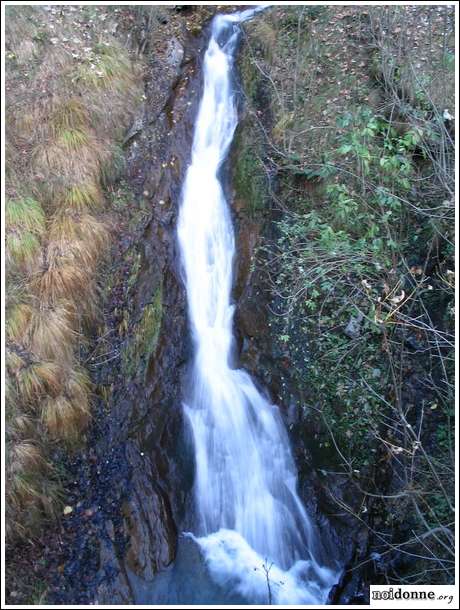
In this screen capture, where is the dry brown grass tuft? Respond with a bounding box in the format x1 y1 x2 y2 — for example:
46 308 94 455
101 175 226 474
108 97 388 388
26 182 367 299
5 3 143 552
15 360 64 404
6 440 61 540
6 303 33 343
34 251 92 305
6 303 77 413
63 181 105 213
50 98 92 136
42 395 89 442
5 348 26 377
46 237 99 271
9 413 37 440
9 441 51 476
73 42 132 91
9 471 47 506
67 365 92 398
13 95 90 155
33 250 100 324
50 211 110 252
26 303 78 364
42 367 91 441
33 142 104 193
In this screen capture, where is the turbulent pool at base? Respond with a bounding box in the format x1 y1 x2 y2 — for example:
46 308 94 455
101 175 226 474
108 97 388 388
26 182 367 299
151 7 341 604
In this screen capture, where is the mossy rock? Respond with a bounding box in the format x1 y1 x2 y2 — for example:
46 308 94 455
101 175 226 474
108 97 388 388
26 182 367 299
121 282 163 380
233 40 269 219
232 129 267 219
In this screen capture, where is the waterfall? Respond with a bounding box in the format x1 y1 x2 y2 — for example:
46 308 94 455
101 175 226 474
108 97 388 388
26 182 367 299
177 7 339 604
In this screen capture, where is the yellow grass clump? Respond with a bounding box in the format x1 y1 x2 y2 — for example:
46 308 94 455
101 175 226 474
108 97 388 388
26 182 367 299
26 303 78 364
50 98 91 136
64 181 105 213
42 367 91 442
58 128 89 151
34 243 100 323
5 3 143 547
9 441 51 476
6 437 61 540
36 260 89 304
15 360 64 404
5 198 45 271
50 211 109 252
6 197 45 232
47 210 110 275
5 303 33 343
9 413 36 440
46 237 99 271
33 141 104 192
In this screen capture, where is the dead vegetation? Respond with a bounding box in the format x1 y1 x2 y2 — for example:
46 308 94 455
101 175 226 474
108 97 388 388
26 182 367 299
5 5 142 544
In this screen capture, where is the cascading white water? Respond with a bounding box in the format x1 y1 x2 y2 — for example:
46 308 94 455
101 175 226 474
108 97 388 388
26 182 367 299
177 7 339 604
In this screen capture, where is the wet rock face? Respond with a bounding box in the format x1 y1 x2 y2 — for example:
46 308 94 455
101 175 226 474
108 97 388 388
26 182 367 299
135 535 248 605
95 29 207 603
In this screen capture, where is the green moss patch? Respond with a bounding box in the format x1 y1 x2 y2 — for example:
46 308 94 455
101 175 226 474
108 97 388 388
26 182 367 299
121 282 163 380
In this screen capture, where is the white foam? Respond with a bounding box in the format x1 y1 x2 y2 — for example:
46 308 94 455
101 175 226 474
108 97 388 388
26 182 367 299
189 529 336 605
